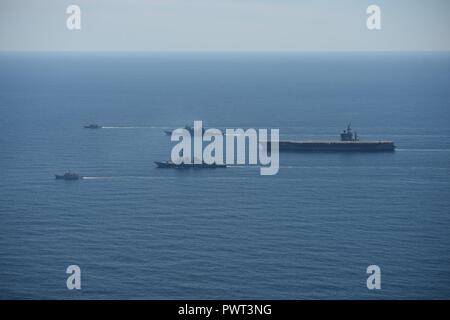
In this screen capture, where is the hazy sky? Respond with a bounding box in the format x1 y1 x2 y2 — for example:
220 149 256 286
1 0 449 51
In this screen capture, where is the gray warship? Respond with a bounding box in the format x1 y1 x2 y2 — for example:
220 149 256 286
84 124 102 129
55 171 82 180
155 160 226 169
164 125 205 136
275 124 395 152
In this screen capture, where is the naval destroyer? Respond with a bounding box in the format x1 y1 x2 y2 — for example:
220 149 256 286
155 160 226 169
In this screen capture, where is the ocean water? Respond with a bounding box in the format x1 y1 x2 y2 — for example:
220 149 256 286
0 52 449 299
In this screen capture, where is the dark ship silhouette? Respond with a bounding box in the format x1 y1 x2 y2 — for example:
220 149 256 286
164 125 205 136
55 171 82 180
155 158 226 169
84 124 102 129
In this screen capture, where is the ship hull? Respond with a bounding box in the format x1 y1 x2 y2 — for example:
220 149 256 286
273 141 395 152
55 175 81 180
155 161 226 169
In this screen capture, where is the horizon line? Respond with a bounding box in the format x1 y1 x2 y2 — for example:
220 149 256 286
1 50 450 54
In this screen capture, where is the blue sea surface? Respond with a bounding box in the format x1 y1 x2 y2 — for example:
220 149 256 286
0 52 449 299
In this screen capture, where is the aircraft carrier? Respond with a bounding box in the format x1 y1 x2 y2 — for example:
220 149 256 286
274 124 395 152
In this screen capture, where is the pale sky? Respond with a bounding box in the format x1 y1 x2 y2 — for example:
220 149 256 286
1 0 449 51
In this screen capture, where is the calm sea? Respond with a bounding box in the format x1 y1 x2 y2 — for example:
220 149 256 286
0 52 449 299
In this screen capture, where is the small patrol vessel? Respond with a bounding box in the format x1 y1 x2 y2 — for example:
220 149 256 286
55 171 82 180
84 124 102 129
